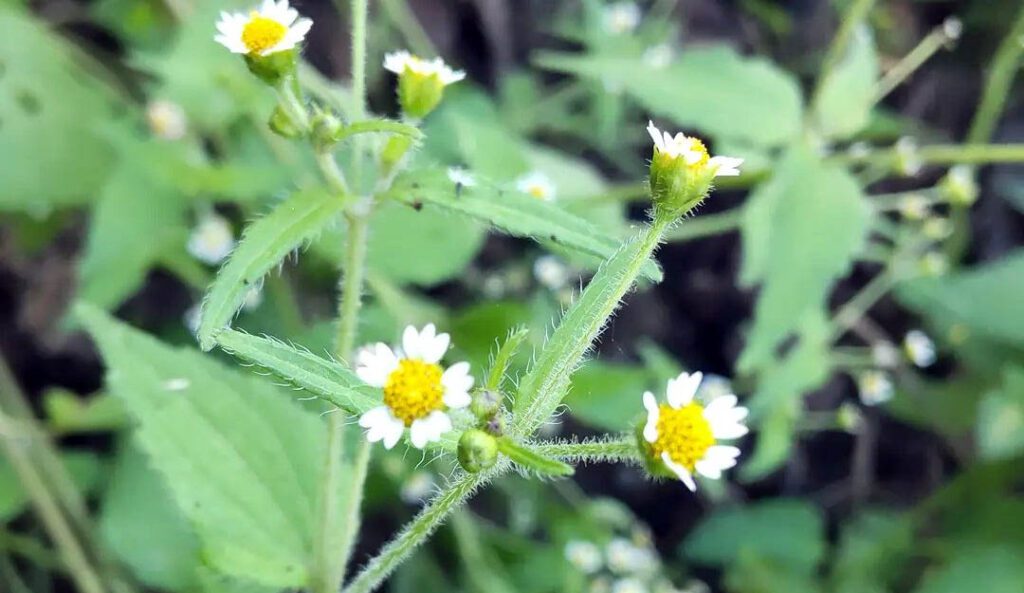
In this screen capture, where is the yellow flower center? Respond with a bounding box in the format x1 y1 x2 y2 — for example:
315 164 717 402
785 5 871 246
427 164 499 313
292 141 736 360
383 359 445 426
651 403 715 472
241 14 287 55
681 137 710 169
527 185 548 199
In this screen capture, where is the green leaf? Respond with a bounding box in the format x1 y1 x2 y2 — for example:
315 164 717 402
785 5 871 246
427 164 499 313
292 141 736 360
43 388 126 435
976 366 1024 461
912 546 1024 593
496 438 574 477
897 250 1024 347
384 169 661 281
101 443 201 592
683 499 825 574
564 361 649 432
198 187 344 350
77 303 350 587
813 26 879 139
739 143 871 371
213 328 380 416
831 511 913 591
510 226 662 437
535 46 803 146
485 326 530 392
0 7 125 211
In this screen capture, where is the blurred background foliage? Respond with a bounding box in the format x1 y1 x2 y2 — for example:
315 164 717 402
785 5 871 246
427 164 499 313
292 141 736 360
1 0 1024 592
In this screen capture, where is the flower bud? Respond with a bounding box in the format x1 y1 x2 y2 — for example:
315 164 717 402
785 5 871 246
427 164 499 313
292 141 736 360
646 121 742 220
470 390 502 421
457 429 499 473
310 107 344 152
383 51 465 119
894 137 922 177
268 104 303 139
244 49 298 87
938 165 978 206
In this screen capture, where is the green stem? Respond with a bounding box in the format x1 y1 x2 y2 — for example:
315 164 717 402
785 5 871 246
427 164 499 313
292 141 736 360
829 269 896 342
349 0 369 193
834 143 1024 168
871 28 947 104
342 470 498 593
664 207 744 242
967 5 1024 144
810 0 878 114
0 530 62 572
529 436 639 464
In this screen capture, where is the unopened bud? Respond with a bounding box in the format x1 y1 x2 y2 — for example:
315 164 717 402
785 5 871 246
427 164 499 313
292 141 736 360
383 51 465 119
268 104 303 139
938 165 978 206
244 49 298 87
457 429 499 473
894 137 922 177
310 108 344 152
470 390 502 421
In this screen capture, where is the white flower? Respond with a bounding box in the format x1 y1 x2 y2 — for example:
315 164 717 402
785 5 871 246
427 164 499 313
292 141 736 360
895 136 922 176
146 100 187 140
357 324 473 449
898 193 930 220
215 0 312 56
565 540 603 574
447 167 476 187
400 470 436 504
533 255 570 290
606 538 658 575
515 171 556 201
187 213 235 265
642 44 674 70
857 371 894 406
612 578 648 593
603 2 641 35
383 50 465 85
641 371 748 491
904 330 936 367
942 17 962 41
647 121 742 177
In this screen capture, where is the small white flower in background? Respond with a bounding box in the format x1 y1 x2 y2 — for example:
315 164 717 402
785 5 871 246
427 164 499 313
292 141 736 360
383 50 465 85
611 577 648 593
895 136 923 176
939 165 979 206
187 213 235 265
447 167 476 188
641 372 748 491
357 324 473 449
904 330 936 368
399 470 436 504
858 371 894 406
922 217 952 240
242 285 263 311
836 403 864 432
678 579 711 593
183 304 201 335
565 540 604 574
215 0 312 56
696 374 733 401
146 100 187 141
642 44 675 70
919 251 949 277
516 171 557 201
533 255 571 291
871 342 900 368
847 141 871 160
602 2 641 35
898 193 930 220
942 16 963 42
590 576 614 593
647 121 743 177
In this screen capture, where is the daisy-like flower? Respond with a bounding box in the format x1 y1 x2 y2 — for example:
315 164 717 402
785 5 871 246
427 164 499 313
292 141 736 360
357 324 473 449
187 213 235 265
384 50 466 85
447 167 476 188
602 2 642 35
647 121 742 177
857 371 894 406
146 100 187 141
565 540 604 574
640 372 747 491
904 330 936 368
515 171 557 201
533 255 571 290
215 0 312 57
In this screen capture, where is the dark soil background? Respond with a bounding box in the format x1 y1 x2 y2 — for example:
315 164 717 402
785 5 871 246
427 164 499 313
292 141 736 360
3 0 1024 590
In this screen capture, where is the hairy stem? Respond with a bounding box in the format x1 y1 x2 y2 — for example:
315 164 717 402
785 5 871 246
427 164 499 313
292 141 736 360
833 143 1024 168
829 268 896 343
871 26 948 105
530 436 640 464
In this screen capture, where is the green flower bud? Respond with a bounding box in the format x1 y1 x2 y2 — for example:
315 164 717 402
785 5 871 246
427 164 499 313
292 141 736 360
457 429 498 473
938 165 978 206
244 49 298 87
268 104 303 139
470 390 502 420
646 121 742 220
310 107 344 152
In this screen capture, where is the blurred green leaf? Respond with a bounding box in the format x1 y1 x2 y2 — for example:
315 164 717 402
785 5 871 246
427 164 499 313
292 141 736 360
78 304 350 588
976 366 1024 461
198 187 343 350
912 546 1024 593
43 388 126 435
0 451 101 521
684 499 825 574
830 511 914 592
739 144 870 371
813 26 879 139
101 442 200 592
725 552 822 593
564 361 649 432
535 46 803 146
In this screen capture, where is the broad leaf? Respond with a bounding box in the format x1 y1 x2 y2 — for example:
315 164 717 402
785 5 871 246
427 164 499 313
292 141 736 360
197 188 344 350
976 366 1024 461
77 304 349 587
535 46 802 146
739 144 871 371
383 169 661 281
912 546 1024 593
813 26 879 139
564 361 650 432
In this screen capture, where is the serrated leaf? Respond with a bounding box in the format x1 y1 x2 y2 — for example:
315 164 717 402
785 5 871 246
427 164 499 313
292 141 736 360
213 328 379 416
77 303 349 587
813 26 879 139
683 499 825 574
198 188 344 350
976 366 1024 461
896 250 1024 346
510 228 662 437
384 169 661 282
535 46 802 146
739 143 871 371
